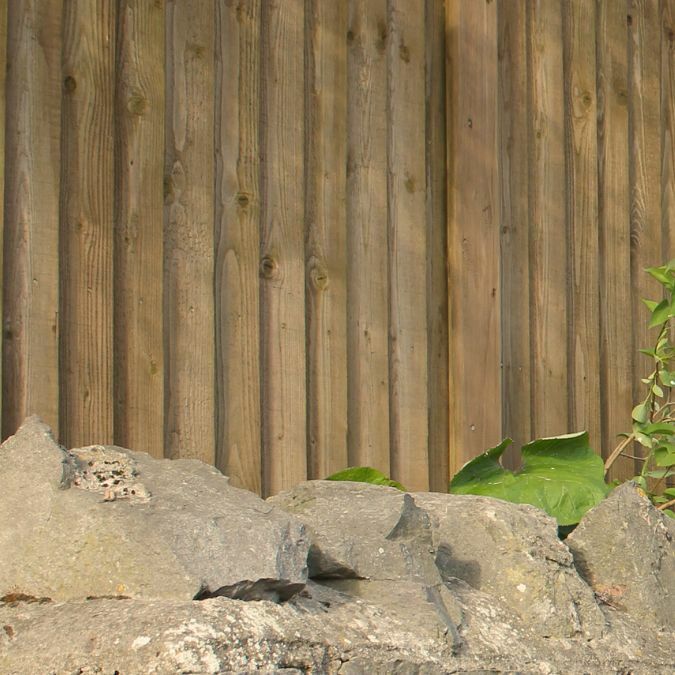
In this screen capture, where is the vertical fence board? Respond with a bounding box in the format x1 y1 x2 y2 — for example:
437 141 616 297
60 0 115 447
164 0 215 463
663 1 675 262
527 0 568 439
114 0 164 458
305 0 348 480
426 0 449 491
5 0 675 493
215 0 262 492
661 0 675 489
629 0 662 405
597 0 634 480
498 0 531 464
388 0 429 490
563 0 601 448
2 1 61 439
346 0 390 473
447 0 500 473
0 0 4 427
260 0 306 495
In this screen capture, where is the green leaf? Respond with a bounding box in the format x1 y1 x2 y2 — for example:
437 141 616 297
653 444 675 467
635 431 653 448
649 299 671 327
642 298 660 312
658 370 675 387
656 332 671 352
325 466 407 491
664 509 675 519
633 475 648 491
638 348 658 359
632 402 650 423
646 265 674 286
644 469 675 479
448 432 610 526
664 487 675 498
641 422 675 435
652 383 665 397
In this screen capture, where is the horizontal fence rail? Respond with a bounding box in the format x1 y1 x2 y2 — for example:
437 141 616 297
0 0 673 496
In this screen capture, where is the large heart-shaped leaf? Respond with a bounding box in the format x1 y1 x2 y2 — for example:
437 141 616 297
326 466 406 491
448 432 611 526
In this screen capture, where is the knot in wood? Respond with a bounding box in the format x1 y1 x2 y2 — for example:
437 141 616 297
308 259 329 291
260 255 279 280
127 93 148 116
63 76 77 94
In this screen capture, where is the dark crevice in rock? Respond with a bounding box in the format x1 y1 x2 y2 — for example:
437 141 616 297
0 593 53 606
308 546 362 580
193 578 305 603
425 584 464 654
85 595 131 601
309 571 367 581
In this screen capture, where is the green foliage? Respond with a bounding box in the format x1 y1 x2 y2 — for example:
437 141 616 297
324 262 675 525
325 466 407 492
448 432 611 526
604 260 675 518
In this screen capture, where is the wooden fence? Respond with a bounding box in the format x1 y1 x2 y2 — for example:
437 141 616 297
0 0 672 497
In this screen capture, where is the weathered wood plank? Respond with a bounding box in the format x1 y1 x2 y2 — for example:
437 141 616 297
563 0 601 449
2 1 61 438
662 1 675 266
388 0 429 491
214 0 262 493
527 0 568 439
114 0 164 458
0 0 5 429
663 2 675 489
60 0 115 447
305 0 348 480
498 0 531 465
596 0 635 481
447 0 500 475
628 0 662 405
346 0 390 474
260 0 306 495
425 0 449 491
164 0 215 463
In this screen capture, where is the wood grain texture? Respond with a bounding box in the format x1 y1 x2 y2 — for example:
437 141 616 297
527 0 568 439
563 0 601 448
260 0 307 496
388 0 428 491
305 0 348 480
60 0 115 447
662 1 675 265
164 0 215 463
498 0 531 465
596 0 635 481
425 0 449 491
114 0 164 458
0 0 5 428
215 0 262 493
2 0 61 439
663 3 675 488
447 0 500 475
346 0 390 474
628 0 662 398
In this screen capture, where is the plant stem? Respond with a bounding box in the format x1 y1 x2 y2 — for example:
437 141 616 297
657 497 675 511
604 433 635 477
